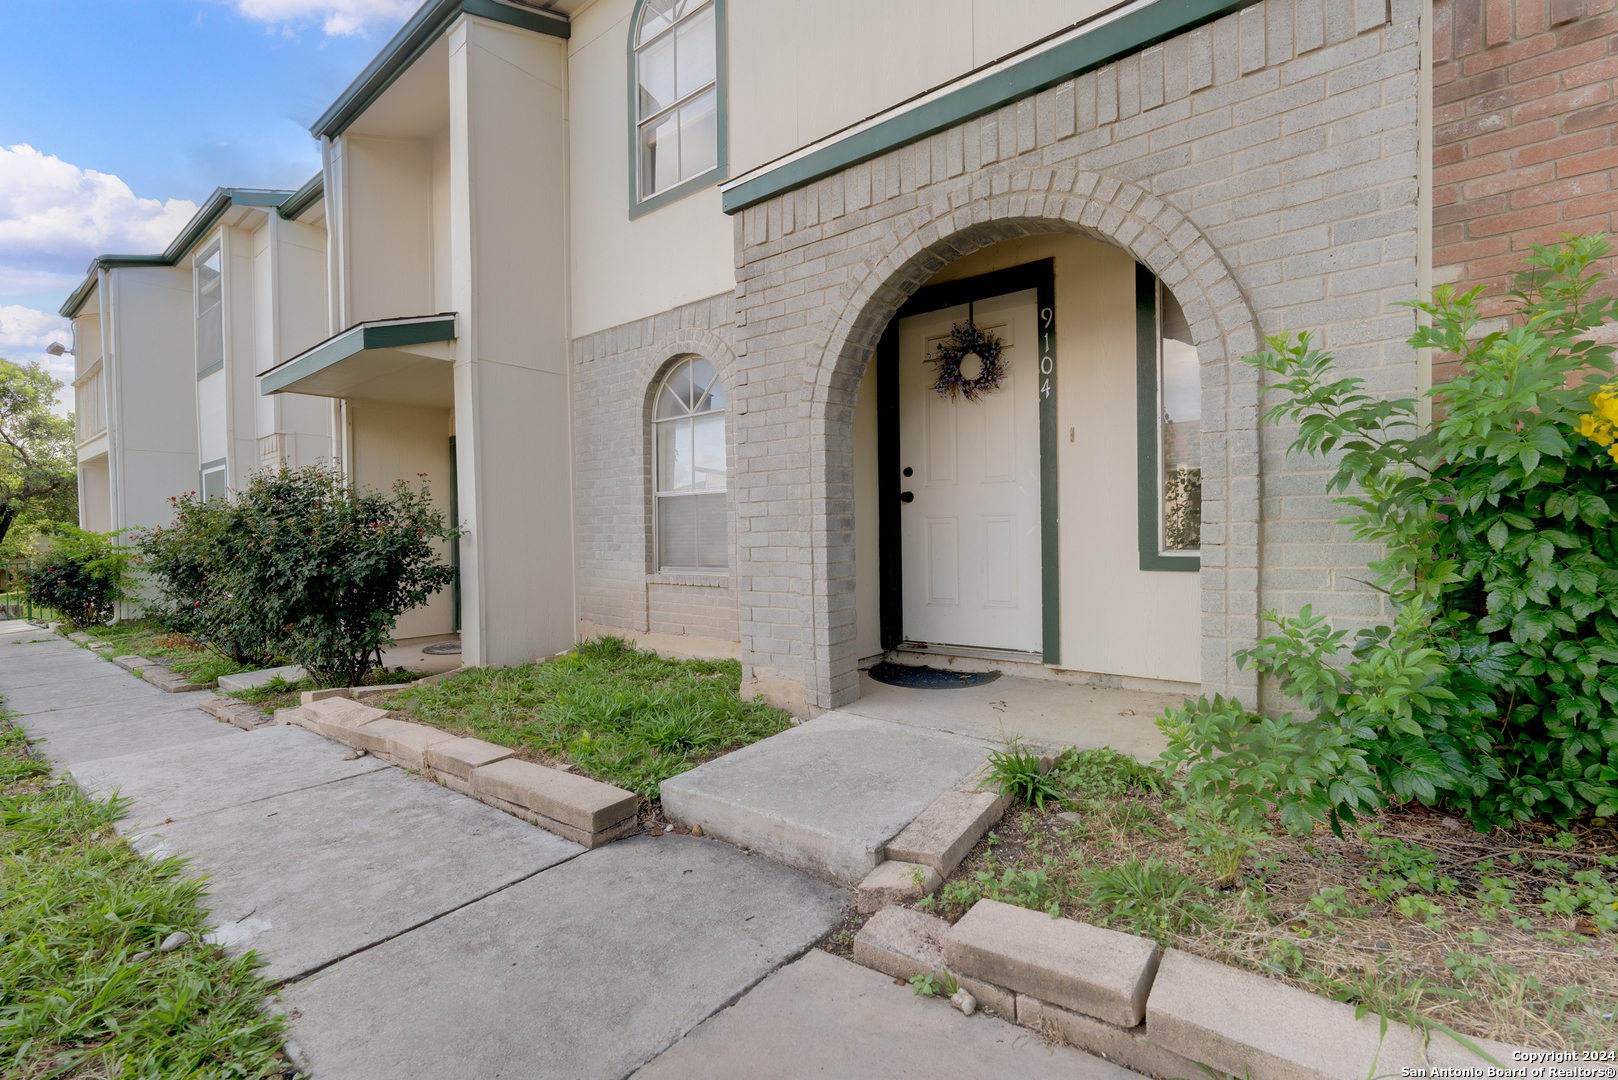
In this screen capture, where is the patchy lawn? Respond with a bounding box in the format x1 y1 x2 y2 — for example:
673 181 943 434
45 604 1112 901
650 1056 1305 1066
0 716 289 1078
393 636 790 797
918 747 1618 1054
74 622 271 685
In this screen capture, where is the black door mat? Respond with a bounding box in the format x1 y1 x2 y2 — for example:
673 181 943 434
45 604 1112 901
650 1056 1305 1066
865 662 1001 689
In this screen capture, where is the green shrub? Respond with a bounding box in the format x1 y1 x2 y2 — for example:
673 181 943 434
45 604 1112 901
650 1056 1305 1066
23 528 132 626
1157 235 1618 832
135 491 277 666
222 466 456 688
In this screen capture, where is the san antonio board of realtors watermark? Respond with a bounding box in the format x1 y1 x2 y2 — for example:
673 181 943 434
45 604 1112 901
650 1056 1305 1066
1401 1053 1617 1078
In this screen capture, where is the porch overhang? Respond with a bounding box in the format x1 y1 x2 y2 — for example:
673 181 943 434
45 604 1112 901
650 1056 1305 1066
260 314 456 407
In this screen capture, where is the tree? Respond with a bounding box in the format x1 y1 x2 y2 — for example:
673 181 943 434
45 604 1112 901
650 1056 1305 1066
0 359 76 550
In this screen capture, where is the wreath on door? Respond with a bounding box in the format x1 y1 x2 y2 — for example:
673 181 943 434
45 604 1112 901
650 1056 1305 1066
928 321 1006 402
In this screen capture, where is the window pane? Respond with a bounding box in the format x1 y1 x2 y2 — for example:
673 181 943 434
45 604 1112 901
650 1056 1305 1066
637 31 675 119
639 112 681 199
1160 285 1201 553
694 492 726 568
678 88 718 183
691 411 725 491
688 357 717 411
659 359 694 417
657 493 696 569
675 3 716 100
656 417 693 493
638 0 680 42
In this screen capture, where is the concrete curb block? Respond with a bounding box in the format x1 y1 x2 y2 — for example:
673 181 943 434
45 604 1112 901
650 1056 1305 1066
297 666 465 707
851 898 1526 1079
198 696 273 730
143 666 216 693
284 699 638 849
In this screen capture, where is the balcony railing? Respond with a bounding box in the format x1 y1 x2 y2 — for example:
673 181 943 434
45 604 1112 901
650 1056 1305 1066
75 365 106 444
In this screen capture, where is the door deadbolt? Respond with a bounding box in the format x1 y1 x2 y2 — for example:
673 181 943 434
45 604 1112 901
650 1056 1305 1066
903 466 913 477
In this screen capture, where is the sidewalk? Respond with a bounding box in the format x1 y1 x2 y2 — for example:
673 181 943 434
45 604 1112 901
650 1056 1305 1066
3 623 1140 1079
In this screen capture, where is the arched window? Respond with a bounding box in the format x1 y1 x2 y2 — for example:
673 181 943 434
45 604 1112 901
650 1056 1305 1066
632 0 724 211
653 357 726 571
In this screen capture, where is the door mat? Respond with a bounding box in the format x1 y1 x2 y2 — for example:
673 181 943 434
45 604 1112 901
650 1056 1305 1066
865 662 1001 689
420 641 462 655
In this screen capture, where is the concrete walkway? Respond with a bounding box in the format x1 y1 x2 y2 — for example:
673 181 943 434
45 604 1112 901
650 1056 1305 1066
3 624 1139 1078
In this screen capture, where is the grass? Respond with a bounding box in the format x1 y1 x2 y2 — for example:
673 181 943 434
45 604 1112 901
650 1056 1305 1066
393 636 792 797
0 716 288 1078
73 622 268 685
920 746 1618 1053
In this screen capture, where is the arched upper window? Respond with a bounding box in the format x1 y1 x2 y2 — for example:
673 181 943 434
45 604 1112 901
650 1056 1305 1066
653 356 726 571
632 0 725 214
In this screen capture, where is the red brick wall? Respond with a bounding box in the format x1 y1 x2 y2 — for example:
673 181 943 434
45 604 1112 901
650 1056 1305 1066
1433 0 1618 375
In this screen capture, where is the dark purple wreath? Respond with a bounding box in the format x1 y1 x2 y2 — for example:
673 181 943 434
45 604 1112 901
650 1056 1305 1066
928 321 1006 402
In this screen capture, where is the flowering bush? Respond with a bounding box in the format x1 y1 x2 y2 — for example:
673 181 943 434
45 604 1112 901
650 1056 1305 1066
1159 236 1618 832
220 466 457 688
24 528 132 626
136 491 277 665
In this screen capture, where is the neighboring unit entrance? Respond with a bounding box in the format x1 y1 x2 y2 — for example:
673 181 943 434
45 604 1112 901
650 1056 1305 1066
896 288 1041 653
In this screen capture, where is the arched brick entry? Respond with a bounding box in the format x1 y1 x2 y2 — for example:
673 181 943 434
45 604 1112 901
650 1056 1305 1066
724 0 1420 714
733 171 1263 713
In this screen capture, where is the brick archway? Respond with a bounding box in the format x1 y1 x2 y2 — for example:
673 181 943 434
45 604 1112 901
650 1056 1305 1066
737 169 1264 712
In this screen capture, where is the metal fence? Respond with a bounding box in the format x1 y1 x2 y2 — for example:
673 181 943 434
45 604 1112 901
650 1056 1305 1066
0 561 55 624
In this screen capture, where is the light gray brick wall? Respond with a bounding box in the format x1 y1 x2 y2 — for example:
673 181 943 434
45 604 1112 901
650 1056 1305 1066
571 292 740 645
726 0 1420 713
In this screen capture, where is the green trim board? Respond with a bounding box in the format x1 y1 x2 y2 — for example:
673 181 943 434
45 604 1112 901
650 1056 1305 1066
1135 263 1200 572
720 0 1262 215
197 361 224 380
279 173 324 221
199 457 227 471
260 315 457 396
60 187 297 318
310 0 568 140
876 259 1060 664
626 0 729 220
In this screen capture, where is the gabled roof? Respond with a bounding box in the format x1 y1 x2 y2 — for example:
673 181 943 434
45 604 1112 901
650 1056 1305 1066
310 0 569 140
59 178 322 318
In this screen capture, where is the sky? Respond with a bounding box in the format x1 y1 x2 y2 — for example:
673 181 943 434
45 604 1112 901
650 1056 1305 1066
0 0 422 407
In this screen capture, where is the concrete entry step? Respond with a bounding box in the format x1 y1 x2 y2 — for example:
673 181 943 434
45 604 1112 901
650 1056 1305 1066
659 712 992 885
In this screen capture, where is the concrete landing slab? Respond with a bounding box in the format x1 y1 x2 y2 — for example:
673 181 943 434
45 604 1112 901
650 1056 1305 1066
846 669 1182 760
217 665 307 692
659 712 990 884
277 834 846 1080
133 767 584 983
17 694 233 768
633 948 1139 1080
71 723 392 830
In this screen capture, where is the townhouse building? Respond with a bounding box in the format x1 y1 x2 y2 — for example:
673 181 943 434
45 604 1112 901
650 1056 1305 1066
62 0 1618 717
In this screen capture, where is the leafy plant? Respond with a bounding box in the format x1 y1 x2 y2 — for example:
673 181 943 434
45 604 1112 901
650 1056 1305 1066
1053 746 1160 795
1157 235 1618 833
908 971 959 998
1079 856 1215 938
135 491 278 666
0 358 77 552
221 466 457 688
23 527 133 626
984 741 1062 809
1176 797 1262 886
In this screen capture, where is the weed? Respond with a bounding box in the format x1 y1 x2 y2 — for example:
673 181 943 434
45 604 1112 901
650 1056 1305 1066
942 865 1060 916
1080 857 1215 939
984 741 1063 810
1053 747 1159 796
909 971 960 998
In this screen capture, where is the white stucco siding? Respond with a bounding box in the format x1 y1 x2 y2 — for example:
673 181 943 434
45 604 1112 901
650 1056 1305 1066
342 135 436 325
108 267 195 529
566 0 735 338
726 0 1120 177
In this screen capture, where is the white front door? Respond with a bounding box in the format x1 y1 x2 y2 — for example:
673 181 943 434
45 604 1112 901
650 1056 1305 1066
898 289 1042 653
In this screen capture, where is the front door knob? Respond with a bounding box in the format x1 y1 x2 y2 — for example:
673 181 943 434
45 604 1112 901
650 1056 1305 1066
899 491 914 503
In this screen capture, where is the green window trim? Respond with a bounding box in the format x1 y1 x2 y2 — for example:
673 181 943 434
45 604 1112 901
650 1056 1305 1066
627 0 729 220
1135 263 1200 573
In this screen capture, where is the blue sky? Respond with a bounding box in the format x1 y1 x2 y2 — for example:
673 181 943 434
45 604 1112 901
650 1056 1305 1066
0 0 419 391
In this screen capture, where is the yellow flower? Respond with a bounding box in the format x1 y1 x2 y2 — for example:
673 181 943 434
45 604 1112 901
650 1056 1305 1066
1580 384 1618 462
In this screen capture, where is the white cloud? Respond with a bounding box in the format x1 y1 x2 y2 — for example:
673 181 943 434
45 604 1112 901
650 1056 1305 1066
227 0 417 36
0 144 199 294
